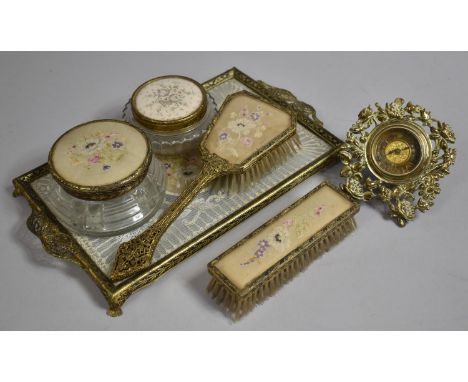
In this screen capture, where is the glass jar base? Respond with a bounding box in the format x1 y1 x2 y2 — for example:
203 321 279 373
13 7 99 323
47 157 167 236
123 94 217 156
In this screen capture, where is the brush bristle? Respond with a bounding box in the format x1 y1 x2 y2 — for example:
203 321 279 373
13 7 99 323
211 134 301 194
207 217 356 320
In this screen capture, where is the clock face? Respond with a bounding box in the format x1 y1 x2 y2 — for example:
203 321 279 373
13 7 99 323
373 128 422 176
366 122 431 183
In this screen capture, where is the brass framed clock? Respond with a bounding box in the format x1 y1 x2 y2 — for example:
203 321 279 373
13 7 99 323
339 98 456 226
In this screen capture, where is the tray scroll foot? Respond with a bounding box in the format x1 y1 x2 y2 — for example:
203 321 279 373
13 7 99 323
107 305 123 317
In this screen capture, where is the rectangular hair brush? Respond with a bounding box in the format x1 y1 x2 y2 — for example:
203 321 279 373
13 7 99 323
207 181 359 320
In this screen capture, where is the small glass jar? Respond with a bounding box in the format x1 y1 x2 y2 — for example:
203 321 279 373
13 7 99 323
48 119 166 236
126 75 217 155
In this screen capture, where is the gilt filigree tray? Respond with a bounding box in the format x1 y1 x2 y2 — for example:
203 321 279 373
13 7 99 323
12 68 342 316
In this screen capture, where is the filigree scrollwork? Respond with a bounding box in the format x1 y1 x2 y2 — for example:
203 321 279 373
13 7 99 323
339 98 456 226
258 80 324 130
110 151 232 281
26 211 84 267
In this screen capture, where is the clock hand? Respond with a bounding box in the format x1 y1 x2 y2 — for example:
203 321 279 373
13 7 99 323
387 146 409 156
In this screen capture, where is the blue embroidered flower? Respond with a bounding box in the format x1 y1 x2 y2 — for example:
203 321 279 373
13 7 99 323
219 132 228 140
163 162 171 169
250 112 260 121
112 141 124 148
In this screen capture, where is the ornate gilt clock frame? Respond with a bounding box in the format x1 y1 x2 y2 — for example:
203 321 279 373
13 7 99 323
339 98 456 227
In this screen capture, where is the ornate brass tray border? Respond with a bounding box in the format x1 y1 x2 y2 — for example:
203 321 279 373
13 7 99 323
12 67 343 316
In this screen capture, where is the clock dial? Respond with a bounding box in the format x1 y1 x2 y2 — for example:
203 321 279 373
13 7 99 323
369 126 425 179
384 140 411 164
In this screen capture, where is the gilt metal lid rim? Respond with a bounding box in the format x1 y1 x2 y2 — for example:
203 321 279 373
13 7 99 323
48 119 152 201
136 95 217 137
131 75 208 132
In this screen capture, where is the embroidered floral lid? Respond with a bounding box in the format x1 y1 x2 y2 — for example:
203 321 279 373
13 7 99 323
203 92 293 165
131 75 208 132
210 183 356 292
48 120 152 201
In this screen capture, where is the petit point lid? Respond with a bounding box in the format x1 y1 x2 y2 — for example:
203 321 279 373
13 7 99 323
131 75 208 132
203 91 294 165
48 119 152 201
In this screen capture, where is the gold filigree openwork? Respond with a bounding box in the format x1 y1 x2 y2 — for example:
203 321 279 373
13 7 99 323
339 98 456 227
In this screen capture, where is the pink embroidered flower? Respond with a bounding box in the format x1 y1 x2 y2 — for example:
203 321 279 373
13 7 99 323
283 218 293 227
242 137 253 146
88 154 101 164
219 132 228 140
315 206 324 216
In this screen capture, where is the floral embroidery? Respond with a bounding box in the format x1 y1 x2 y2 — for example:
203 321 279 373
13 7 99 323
67 131 127 172
270 225 291 251
242 137 253 146
258 239 269 247
283 218 293 227
160 152 202 194
315 205 325 216
239 219 292 267
295 204 327 238
219 132 228 140
239 203 328 267
240 239 271 266
250 111 260 121
151 85 185 108
136 78 203 121
88 154 101 164
217 104 269 158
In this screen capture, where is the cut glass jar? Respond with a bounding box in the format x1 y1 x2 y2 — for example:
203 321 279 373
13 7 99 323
48 119 166 236
127 75 217 155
